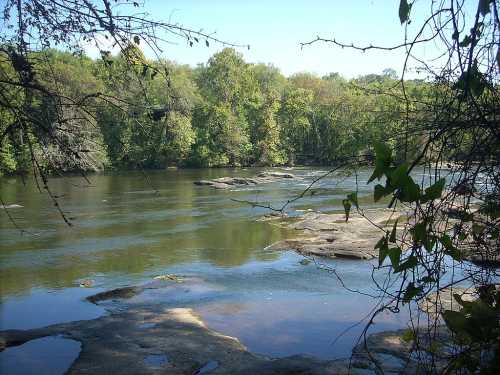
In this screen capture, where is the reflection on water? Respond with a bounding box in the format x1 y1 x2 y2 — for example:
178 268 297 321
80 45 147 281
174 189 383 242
0 287 105 330
1 168 409 359
0 336 81 375
0 168 380 297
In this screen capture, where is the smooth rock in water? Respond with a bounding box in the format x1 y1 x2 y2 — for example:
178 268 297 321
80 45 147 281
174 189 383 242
79 280 94 288
194 171 296 189
266 210 408 260
154 274 183 283
86 286 142 303
257 171 295 179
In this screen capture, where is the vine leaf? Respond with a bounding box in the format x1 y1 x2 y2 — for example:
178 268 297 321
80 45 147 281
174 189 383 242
421 178 445 203
399 0 411 24
368 142 392 183
479 0 492 17
375 236 389 266
388 247 401 269
342 199 352 222
402 282 423 303
459 35 472 47
389 220 398 243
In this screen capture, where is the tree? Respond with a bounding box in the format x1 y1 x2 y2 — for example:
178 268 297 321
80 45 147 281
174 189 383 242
0 0 244 222
251 64 287 166
192 48 258 166
302 0 499 372
279 86 313 164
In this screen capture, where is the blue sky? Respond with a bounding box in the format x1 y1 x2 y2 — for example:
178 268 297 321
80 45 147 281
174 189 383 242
105 0 471 78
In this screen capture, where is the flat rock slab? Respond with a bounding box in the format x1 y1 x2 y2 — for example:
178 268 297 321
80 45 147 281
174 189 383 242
194 171 295 189
0 280 458 375
267 210 407 260
0 305 355 374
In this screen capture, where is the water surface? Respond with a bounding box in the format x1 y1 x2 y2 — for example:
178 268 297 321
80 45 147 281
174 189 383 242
1 168 409 361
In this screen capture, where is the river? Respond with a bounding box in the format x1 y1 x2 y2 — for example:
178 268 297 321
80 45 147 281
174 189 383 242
1 167 410 368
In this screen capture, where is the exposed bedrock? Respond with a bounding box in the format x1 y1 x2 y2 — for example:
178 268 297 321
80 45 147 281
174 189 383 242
267 209 408 260
194 171 296 189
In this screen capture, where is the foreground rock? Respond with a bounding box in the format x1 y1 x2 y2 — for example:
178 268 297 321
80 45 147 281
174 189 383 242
0 302 351 374
194 171 295 189
267 209 407 260
1 281 473 374
0 306 458 374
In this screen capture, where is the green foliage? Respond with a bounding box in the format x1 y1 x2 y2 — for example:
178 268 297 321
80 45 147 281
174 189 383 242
0 47 429 174
398 0 411 24
442 288 500 373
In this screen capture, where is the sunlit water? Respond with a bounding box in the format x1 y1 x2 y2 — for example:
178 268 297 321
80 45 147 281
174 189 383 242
1 167 452 362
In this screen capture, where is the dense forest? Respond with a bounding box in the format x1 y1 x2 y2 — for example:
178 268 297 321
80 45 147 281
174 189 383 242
0 46 432 175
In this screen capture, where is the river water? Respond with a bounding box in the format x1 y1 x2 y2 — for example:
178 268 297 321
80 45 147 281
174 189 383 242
0 167 410 363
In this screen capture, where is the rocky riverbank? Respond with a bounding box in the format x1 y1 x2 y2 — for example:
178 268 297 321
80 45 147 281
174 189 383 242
266 209 408 260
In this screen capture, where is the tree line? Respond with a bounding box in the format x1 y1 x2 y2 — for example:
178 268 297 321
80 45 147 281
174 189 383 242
1 46 432 175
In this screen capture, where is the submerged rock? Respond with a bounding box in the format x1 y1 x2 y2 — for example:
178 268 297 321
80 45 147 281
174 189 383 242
86 286 143 303
153 274 184 282
194 171 296 189
267 210 407 260
78 280 94 288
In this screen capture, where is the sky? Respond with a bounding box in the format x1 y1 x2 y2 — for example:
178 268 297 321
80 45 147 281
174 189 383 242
90 0 473 79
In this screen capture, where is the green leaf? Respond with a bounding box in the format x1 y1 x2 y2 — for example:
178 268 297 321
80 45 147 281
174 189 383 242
399 0 411 24
479 198 500 219
440 234 461 260
395 255 418 272
342 199 352 222
368 142 392 183
390 163 409 189
421 178 446 202
374 142 392 164
411 222 427 243
347 192 358 208
403 282 423 303
443 309 468 335
389 220 398 243
479 0 492 16
399 176 420 202
375 236 389 266
420 275 435 283
455 62 487 97
472 223 484 235
388 247 401 268
374 184 388 202
459 35 472 47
